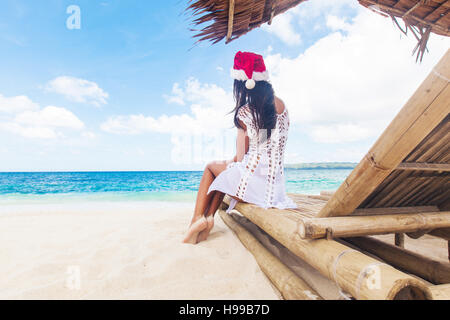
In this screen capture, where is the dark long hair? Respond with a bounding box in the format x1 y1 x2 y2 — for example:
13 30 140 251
232 80 276 139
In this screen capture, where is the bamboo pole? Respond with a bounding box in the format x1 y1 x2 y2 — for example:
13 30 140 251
218 209 322 300
298 211 450 240
429 228 450 241
429 284 450 300
344 236 450 285
427 228 450 260
352 205 439 216
226 0 235 43
318 50 450 217
224 199 432 300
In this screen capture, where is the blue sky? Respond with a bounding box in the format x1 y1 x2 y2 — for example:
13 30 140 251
0 0 448 171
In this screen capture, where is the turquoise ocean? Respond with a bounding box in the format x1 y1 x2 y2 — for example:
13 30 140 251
0 170 351 205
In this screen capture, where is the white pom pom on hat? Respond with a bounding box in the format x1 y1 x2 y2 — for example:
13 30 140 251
245 79 256 90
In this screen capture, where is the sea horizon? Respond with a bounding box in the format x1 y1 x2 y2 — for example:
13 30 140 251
0 169 351 206
0 162 358 173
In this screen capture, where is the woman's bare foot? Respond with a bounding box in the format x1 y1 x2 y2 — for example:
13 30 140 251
182 217 207 244
197 215 214 243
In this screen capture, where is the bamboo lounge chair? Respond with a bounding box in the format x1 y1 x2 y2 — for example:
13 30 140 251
220 49 450 300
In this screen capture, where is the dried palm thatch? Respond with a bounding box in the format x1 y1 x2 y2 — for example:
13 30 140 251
186 0 450 61
186 0 307 44
360 0 450 61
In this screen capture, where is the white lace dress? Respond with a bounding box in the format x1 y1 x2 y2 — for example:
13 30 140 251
208 104 297 213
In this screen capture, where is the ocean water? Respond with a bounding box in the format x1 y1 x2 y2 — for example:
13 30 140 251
0 170 351 205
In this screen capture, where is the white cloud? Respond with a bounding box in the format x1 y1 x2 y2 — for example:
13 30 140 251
265 8 450 143
1 122 60 139
101 113 199 135
106 78 234 135
0 94 39 114
262 12 301 46
14 106 84 129
81 131 96 139
262 0 358 43
163 83 185 105
46 76 109 107
0 94 85 140
310 122 376 143
296 0 359 19
326 15 351 32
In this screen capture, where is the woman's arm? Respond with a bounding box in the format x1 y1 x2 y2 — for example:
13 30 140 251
235 120 249 162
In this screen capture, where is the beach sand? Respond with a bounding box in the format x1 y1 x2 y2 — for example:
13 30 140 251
2 202 448 300
0 202 280 300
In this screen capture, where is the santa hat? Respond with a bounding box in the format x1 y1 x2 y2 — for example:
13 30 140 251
230 51 269 90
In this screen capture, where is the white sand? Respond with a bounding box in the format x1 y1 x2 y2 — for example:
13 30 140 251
0 202 279 300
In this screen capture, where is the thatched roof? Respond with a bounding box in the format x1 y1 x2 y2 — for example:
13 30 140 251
186 0 450 61
360 0 450 61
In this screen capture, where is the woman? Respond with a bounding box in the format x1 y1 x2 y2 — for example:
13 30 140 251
183 51 297 244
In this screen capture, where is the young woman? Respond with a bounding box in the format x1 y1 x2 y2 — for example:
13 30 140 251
183 51 297 244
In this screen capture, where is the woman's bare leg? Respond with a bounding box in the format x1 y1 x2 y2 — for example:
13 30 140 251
183 161 228 244
206 191 225 218
197 191 225 243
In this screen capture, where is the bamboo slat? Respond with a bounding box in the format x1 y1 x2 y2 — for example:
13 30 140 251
218 209 322 300
320 190 336 197
224 199 432 300
298 211 450 239
307 195 331 201
345 236 450 285
429 284 450 300
352 206 440 216
318 50 450 217
397 162 450 172
404 119 450 162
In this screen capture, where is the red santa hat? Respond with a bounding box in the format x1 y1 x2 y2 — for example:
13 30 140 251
231 51 269 90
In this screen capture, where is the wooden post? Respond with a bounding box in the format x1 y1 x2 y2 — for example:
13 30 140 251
225 199 432 300
429 284 450 300
318 50 450 217
218 210 322 300
298 211 450 239
345 236 450 285
395 233 405 248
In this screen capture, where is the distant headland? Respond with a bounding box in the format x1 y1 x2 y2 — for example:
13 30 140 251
285 162 357 170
